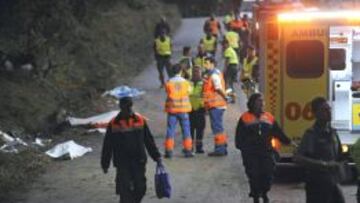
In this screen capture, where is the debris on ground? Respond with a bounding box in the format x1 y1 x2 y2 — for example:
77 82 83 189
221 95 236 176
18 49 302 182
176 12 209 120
0 130 28 153
45 140 92 160
102 85 145 99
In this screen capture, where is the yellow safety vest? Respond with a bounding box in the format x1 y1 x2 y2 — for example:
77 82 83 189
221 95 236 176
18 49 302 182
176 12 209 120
225 31 239 49
224 47 239 65
189 81 204 111
155 36 171 56
202 36 216 52
179 56 193 79
194 55 206 71
242 57 258 79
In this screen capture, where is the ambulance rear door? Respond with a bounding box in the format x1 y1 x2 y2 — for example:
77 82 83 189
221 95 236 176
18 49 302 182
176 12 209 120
280 23 329 142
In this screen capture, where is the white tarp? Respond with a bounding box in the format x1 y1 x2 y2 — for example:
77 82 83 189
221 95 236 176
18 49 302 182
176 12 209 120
45 140 92 159
102 85 145 99
67 110 119 127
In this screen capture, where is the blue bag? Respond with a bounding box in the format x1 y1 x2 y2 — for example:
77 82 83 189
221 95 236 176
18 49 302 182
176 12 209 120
154 163 171 198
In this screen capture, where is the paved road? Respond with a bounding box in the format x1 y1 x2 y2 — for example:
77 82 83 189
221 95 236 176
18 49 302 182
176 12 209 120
19 18 357 203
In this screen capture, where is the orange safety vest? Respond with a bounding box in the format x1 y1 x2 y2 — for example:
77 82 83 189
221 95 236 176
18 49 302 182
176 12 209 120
165 80 192 113
209 20 220 35
229 19 243 31
110 113 145 133
203 70 227 109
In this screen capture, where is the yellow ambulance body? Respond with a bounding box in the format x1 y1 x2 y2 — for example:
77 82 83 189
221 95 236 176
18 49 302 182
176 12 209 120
254 2 360 164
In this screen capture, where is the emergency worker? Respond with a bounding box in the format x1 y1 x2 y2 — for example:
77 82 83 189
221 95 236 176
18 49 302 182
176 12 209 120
235 93 292 203
200 31 217 57
203 56 228 156
189 66 206 153
224 26 241 57
101 96 162 203
194 44 207 72
240 46 258 97
164 64 193 158
223 39 239 90
154 30 172 88
295 97 345 203
229 15 243 34
203 14 222 38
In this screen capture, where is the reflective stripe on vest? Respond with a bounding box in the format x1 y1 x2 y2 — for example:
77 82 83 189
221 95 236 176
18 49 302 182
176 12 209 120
155 36 171 56
165 80 192 113
240 111 275 126
203 70 227 109
225 31 239 48
243 57 258 79
202 36 216 52
110 113 145 133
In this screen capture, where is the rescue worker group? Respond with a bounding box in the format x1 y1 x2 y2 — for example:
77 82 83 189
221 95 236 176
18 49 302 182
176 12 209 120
100 12 345 203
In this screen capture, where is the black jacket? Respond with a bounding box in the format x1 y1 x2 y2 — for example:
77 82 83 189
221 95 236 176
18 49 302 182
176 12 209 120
101 112 161 169
235 111 291 154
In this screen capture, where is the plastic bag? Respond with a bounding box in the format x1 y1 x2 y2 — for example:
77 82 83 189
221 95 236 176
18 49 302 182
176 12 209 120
154 163 171 199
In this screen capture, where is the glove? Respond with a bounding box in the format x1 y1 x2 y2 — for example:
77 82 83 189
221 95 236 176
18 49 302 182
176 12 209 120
102 168 108 174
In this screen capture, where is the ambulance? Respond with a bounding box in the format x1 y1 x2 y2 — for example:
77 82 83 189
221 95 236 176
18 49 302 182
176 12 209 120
253 1 360 178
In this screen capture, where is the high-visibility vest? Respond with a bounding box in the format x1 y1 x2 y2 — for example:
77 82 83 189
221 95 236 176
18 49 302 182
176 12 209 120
194 55 206 70
242 56 258 79
224 47 239 65
189 81 204 111
110 113 145 133
209 20 220 35
229 19 243 31
202 36 216 52
155 36 171 56
203 69 227 109
223 14 234 25
179 56 193 79
165 80 192 113
225 31 240 49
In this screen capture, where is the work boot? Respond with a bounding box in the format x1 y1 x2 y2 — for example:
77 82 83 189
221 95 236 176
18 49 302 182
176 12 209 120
208 146 227 157
183 149 194 158
164 151 173 159
196 145 204 154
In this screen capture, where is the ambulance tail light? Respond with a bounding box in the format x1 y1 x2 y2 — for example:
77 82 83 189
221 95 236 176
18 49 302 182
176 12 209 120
271 137 281 152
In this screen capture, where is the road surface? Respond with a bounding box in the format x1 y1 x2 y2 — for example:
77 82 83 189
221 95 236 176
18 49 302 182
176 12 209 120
18 18 357 203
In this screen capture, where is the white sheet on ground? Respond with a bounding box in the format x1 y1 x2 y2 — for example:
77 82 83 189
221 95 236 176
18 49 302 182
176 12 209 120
45 140 92 159
67 110 119 127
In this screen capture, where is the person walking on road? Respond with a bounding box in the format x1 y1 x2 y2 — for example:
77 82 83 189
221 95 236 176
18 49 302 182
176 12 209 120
189 66 206 153
223 39 239 90
235 93 292 203
295 97 345 203
164 64 194 158
179 46 194 80
154 30 172 88
101 96 162 203
203 56 228 156
194 44 207 72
